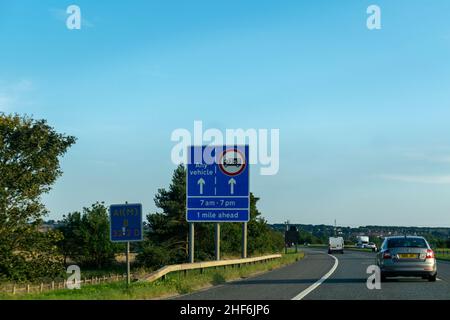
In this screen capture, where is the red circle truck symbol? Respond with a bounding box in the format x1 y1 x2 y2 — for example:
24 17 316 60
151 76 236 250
218 148 246 176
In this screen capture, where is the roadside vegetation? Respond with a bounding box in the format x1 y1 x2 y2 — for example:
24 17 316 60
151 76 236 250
435 249 450 262
0 252 304 300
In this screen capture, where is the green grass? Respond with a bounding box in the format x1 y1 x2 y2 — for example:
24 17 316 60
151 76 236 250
436 254 450 261
0 252 304 300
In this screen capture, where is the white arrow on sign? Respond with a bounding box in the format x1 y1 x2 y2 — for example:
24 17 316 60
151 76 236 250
228 178 236 195
198 178 205 195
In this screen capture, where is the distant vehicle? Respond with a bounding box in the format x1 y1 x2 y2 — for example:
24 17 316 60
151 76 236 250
328 237 344 254
356 236 370 248
364 242 377 252
376 236 437 282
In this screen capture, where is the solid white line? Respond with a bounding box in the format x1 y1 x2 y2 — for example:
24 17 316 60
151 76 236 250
292 253 339 300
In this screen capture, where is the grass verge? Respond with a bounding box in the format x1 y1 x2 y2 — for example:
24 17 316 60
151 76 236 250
0 252 304 300
436 254 450 261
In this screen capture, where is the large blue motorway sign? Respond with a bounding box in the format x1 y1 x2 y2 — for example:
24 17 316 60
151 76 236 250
186 145 250 222
110 203 143 242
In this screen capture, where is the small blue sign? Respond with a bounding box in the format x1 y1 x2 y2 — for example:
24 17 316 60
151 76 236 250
110 203 143 242
186 145 250 222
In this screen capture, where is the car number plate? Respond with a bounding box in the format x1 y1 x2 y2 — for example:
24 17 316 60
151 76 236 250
398 253 418 259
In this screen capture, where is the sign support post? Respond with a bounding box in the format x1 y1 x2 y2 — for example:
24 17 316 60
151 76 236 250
242 222 248 259
126 241 130 286
109 203 143 288
189 223 195 263
215 223 221 261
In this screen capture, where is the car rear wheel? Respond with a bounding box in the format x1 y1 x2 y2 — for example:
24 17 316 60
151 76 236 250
381 273 387 282
428 274 437 282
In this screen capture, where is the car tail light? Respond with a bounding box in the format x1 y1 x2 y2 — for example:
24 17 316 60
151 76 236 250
426 249 434 259
383 251 392 259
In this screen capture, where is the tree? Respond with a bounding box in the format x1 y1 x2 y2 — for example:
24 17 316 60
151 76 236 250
58 202 119 268
0 113 76 281
246 193 284 255
143 165 188 264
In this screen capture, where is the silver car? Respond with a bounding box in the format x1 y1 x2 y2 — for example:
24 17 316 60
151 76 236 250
376 236 437 282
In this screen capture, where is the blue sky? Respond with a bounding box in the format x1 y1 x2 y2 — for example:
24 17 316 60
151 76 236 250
1 0 450 227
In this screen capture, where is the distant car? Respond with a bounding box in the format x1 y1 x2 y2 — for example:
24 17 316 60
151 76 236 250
376 236 437 282
364 243 377 252
328 237 344 254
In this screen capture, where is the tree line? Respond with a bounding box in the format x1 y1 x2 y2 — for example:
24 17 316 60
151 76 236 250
0 114 283 282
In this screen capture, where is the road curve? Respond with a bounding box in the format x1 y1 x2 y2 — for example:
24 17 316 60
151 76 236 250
174 250 335 300
304 248 450 300
173 248 450 300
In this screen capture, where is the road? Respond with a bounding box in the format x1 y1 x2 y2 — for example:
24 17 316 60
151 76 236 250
174 248 450 300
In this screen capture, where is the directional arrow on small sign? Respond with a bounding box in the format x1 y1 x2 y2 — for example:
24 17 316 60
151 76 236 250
198 178 206 195
228 178 236 195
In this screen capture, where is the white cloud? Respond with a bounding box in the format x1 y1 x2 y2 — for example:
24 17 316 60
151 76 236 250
380 174 450 185
403 151 450 164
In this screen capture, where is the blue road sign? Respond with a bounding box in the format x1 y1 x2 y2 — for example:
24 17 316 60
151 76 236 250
186 145 250 222
110 203 143 242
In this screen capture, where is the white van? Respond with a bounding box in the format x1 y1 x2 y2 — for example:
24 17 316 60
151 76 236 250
328 237 344 254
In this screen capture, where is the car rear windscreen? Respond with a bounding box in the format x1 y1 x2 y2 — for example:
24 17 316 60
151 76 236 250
387 238 428 249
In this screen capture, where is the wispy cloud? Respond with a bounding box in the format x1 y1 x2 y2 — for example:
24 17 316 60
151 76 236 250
403 151 450 164
380 174 450 185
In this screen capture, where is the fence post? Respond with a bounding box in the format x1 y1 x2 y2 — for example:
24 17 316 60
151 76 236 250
12 284 16 295
51 281 55 291
26 284 30 294
40 283 44 293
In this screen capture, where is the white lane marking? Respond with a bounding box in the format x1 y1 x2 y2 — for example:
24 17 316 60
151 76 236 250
292 253 339 300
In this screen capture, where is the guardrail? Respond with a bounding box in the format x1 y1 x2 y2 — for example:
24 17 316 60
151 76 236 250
141 254 283 283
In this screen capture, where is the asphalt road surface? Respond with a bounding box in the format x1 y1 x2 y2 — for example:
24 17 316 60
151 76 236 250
174 248 450 300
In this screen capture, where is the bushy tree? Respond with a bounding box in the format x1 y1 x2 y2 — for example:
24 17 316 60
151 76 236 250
0 114 76 281
58 202 119 268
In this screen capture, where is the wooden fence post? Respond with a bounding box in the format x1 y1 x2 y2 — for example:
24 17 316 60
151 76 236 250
26 284 30 294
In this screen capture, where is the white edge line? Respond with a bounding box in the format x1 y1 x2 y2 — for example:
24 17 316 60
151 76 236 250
291 253 339 301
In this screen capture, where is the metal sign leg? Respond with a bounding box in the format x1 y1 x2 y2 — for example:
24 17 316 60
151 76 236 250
215 223 221 261
189 223 195 263
126 241 130 286
242 222 248 259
